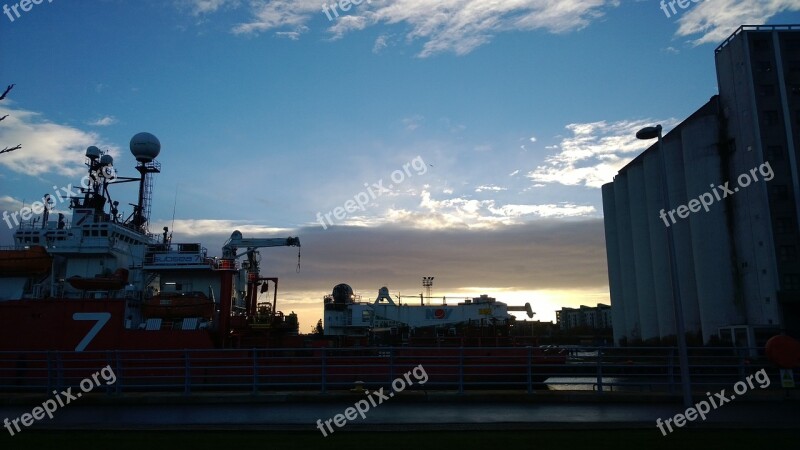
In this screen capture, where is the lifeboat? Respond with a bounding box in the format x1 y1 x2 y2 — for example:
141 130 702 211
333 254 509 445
67 268 129 291
142 291 214 320
0 246 52 277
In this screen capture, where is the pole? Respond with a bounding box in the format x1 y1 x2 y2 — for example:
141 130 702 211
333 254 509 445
656 128 693 408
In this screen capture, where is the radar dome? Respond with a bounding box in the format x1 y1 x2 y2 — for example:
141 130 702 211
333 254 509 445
332 284 354 304
130 132 161 163
100 154 114 166
85 146 101 159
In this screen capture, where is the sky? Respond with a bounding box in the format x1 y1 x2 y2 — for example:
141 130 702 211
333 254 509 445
1 0 799 332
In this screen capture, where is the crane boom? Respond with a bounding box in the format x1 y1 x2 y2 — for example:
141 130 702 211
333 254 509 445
222 230 300 258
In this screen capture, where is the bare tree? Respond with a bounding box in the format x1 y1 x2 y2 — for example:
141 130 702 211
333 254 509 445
0 83 21 155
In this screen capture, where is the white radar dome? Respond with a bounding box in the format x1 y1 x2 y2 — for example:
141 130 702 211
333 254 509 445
130 132 161 163
85 146 101 159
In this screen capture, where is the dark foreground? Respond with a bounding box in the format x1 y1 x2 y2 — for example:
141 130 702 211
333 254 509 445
3 430 797 450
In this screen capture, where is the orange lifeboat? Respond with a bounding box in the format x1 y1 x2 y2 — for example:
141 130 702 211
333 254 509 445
142 292 214 320
67 268 129 291
0 246 52 277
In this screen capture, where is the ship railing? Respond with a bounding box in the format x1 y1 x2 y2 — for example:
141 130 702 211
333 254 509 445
0 346 789 396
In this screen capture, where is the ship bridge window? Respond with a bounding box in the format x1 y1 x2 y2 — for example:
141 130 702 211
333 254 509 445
362 311 372 322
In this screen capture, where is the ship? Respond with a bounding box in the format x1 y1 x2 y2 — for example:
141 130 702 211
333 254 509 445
0 132 565 390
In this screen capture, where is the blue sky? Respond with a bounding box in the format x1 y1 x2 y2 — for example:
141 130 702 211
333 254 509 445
1 0 799 330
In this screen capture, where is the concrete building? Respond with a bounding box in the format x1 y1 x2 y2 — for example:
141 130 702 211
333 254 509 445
603 25 800 346
556 304 612 331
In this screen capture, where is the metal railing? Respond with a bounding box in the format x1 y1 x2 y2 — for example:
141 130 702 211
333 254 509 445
0 346 792 395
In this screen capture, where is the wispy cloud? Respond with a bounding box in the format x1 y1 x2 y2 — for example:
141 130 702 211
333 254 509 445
0 106 117 177
88 116 117 127
180 0 620 57
527 118 678 188
675 0 800 46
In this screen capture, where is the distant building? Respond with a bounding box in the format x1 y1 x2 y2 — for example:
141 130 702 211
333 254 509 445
556 304 612 331
602 25 800 346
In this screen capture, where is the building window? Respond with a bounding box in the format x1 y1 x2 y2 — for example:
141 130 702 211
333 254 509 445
763 110 780 126
783 274 800 291
767 145 783 161
775 217 795 234
780 245 797 262
770 184 789 201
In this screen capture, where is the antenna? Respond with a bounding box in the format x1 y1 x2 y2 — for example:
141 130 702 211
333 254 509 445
169 184 178 242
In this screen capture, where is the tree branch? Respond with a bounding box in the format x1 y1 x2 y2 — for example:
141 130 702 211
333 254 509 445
0 145 22 154
0 84 15 101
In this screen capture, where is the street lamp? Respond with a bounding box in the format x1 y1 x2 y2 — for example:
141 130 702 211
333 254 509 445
636 124 693 408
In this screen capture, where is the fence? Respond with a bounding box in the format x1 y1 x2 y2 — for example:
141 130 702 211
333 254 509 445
0 346 792 395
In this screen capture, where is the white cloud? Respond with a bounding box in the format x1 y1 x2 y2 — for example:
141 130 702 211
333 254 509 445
0 106 118 177
181 0 240 16
324 190 596 230
402 115 424 131
186 0 620 57
475 184 507 192
373 34 390 53
675 0 800 46
527 118 679 188
88 116 117 127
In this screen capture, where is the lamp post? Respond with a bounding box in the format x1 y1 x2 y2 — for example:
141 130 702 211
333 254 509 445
636 124 692 408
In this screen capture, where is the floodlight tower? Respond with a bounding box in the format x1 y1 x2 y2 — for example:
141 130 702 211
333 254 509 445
422 276 434 304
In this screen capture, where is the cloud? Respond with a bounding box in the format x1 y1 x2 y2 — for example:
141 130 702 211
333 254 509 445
366 190 596 229
675 0 800 46
373 34 390 53
402 115 424 131
182 218 609 292
527 118 679 188
0 105 118 177
181 0 240 16
185 0 620 57
475 184 507 192
88 116 117 127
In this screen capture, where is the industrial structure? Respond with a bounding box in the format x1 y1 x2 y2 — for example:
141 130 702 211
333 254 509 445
602 25 800 347
556 304 612 331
